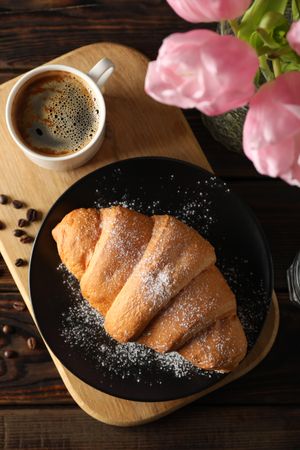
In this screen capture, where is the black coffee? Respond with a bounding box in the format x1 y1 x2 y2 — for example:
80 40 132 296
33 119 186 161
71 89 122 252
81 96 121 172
12 71 100 156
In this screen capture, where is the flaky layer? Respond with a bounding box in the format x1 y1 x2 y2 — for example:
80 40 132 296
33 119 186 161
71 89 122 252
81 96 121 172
104 214 216 342
80 206 153 315
179 315 248 372
139 266 236 352
52 208 102 280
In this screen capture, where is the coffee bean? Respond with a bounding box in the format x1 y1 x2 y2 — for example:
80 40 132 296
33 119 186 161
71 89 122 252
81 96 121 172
13 301 26 311
0 337 6 348
0 194 8 204
27 337 37 350
15 258 26 267
12 200 23 209
13 229 25 237
4 349 16 359
0 359 6 376
2 324 14 335
20 235 34 244
26 208 38 222
18 218 29 228
0 220 5 230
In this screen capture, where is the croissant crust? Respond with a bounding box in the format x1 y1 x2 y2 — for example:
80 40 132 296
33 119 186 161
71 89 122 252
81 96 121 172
52 206 247 372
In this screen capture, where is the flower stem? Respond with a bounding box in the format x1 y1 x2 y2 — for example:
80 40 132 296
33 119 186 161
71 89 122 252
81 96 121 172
220 20 226 35
228 19 239 35
259 56 274 82
272 58 282 77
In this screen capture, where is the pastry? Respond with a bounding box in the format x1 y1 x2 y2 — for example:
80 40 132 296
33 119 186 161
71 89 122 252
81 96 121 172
52 208 102 280
52 205 247 372
80 206 153 315
179 315 247 372
104 214 216 341
138 265 237 352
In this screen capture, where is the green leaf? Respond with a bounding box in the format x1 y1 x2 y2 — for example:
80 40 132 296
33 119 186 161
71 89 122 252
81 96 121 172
272 46 300 73
292 0 300 20
257 28 281 49
273 28 288 45
238 0 289 43
258 55 275 81
265 45 297 57
249 31 264 51
281 60 300 71
247 12 289 56
280 49 300 64
258 11 288 33
257 45 278 56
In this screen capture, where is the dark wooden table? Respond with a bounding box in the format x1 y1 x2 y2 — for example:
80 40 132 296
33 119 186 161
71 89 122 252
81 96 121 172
1 1 300 449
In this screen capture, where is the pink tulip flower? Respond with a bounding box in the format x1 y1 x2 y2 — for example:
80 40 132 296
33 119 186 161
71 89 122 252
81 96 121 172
243 72 300 187
166 0 252 22
287 21 300 55
145 30 259 116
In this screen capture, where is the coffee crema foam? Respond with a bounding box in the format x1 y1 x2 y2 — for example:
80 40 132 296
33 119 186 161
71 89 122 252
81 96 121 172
12 71 100 156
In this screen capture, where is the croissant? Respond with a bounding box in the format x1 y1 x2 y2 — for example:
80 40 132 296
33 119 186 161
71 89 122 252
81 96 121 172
52 206 247 372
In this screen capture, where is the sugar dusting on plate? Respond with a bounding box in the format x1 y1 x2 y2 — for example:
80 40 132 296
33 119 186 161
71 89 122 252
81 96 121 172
59 264 210 385
93 172 227 237
218 256 269 348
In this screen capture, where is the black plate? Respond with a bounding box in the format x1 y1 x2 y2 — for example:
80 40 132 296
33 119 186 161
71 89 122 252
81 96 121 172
30 157 273 402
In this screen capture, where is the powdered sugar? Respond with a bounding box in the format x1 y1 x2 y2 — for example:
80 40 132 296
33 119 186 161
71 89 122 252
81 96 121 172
58 264 209 384
218 256 269 348
140 266 171 306
93 170 227 238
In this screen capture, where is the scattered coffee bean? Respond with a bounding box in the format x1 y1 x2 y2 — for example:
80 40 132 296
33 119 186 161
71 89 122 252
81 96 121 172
13 301 26 311
0 337 7 348
2 324 14 335
0 359 6 376
27 337 37 350
18 218 29 228
4 349 16 359
13 229 25 237
26 208 38 222
12 200 23 209
20 235 34 244
15 258 26 267
0 194 8 205
0 220 5 230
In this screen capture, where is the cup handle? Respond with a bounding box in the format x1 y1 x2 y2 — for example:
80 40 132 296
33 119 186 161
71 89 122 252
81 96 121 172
87 57 115 88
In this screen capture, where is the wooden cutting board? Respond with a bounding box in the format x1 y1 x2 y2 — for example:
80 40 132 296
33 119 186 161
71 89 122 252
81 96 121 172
0 43 279 426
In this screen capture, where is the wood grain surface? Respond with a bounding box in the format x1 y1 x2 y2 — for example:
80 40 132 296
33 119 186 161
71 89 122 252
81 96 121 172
1 406 300 450
0 0 300 448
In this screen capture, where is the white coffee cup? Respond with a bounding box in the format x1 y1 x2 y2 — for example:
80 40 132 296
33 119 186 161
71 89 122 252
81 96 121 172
5 58 114 171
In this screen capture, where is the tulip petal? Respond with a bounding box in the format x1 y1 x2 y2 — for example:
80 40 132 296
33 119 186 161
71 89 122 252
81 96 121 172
145 61 196 109
243 72 300 186
287 21 300 56
166 0 252 23
145 30 259 116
